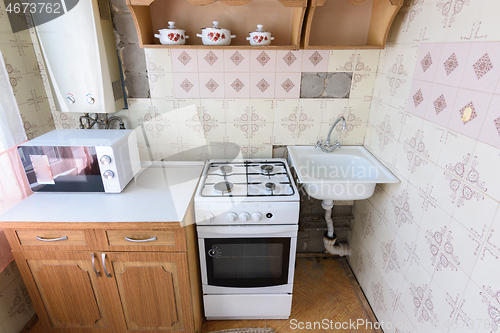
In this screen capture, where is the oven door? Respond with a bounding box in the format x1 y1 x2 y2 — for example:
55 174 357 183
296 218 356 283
197 225 297 294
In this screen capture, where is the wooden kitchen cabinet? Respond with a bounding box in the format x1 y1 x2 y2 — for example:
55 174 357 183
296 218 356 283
127 0 307 49
4 221 203 333
302 0 403 49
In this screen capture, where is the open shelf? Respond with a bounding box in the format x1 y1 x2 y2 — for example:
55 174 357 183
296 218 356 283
302 0 403 49
127 0 307 49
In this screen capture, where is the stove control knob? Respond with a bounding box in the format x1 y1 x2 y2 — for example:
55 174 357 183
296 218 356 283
226 212 238 222
238 212 250 222
204 213 215 222
251 212 263 222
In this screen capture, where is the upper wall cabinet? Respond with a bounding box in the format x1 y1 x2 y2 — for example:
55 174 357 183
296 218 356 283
302 0 403 49
127 0 308 49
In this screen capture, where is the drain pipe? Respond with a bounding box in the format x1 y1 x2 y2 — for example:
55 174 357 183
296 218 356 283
322 200 351 257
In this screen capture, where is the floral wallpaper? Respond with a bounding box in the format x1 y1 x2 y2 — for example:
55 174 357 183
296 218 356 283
349 1 500 332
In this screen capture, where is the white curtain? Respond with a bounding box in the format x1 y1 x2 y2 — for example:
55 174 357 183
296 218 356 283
0 50 31 272
0 51 27 151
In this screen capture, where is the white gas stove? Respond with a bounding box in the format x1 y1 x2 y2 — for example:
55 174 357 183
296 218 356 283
194 159 300 320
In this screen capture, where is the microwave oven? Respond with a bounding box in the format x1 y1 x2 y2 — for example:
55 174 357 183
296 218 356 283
17 129 141 193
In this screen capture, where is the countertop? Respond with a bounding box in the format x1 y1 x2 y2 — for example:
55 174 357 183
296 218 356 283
0 161 204 224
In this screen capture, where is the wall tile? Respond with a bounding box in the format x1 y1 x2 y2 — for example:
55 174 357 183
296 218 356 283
197 49 224 73
479 95 500 149
460 280 492 333
433 42 471 88
447 89 492 140
149 73 175 98
274 72 300 99
172 72 200 99
406 79 432 118
413 43 442 83
328 50 356 72
223 50 250 72
443 0 486 43
301 50 329 72
224 72 249 99
436 130 477 172
249 99 274 123
423 83 458 129
171 49 198 73
249 50 276 73
199 72 224 99
145 48 172 73
472 141 500 202
460 42 500 94
151 99 177 122
276 50 302 73
249 72 275 99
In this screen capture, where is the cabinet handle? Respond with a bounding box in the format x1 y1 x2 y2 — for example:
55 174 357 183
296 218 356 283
124 236 157 243
101 253 112 278
91 253 100 277
35 236 68 242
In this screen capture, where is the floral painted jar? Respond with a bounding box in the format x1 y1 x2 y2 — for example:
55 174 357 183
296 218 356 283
197 21 236 46
247 25 274 46
154 21 189 45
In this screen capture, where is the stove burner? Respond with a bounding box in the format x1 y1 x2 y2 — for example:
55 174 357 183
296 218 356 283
214 181 234 193
265 182 276 191
261 165 274 173
220 165 233 173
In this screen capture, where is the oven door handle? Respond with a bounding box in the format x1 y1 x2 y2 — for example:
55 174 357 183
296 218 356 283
197 225 298 238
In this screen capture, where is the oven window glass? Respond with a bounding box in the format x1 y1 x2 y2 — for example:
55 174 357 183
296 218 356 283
204 238 290 288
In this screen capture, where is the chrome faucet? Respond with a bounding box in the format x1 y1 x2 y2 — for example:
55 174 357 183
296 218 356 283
315 116 346 153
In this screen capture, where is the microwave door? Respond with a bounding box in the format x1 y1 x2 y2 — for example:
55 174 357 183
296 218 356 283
18 146 105 192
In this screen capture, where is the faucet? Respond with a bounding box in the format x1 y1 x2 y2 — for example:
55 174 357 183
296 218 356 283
315 115 346 153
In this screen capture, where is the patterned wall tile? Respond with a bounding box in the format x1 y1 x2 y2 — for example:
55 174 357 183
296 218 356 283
447 89 492 140
145 48 172 73
460 42 499 93
224 73 249 99
276 50 302 73
274 72 300 99
423 83 458 128
443 0 487 43
328 50 356 72
171 49 198 73
301 50 329 72
149 73 175 98
406 79 432 118
173 72 200 99
198 49 224 73
433 43 471 88
413 43 442 83
223 50 250 72
199 72 224 99
249 50 276 73
249 72 275 99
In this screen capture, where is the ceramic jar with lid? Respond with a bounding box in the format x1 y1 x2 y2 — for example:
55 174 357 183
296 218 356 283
155 21 189 45
247 24 274 46
197 21 236 46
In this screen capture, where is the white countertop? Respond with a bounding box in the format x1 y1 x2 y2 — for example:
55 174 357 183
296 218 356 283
0 162 205 223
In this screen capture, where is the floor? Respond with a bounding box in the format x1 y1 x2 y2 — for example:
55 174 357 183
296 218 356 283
202 257 381 333
26 257 380 333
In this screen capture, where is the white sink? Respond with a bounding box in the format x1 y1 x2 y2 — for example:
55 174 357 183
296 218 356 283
287 146 399 200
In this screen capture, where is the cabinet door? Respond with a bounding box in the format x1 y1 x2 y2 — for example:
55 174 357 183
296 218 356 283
20 251 117 332
104 252 195 332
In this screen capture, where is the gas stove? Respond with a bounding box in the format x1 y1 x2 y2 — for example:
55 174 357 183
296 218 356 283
194 159 300 225
194 159 300 320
